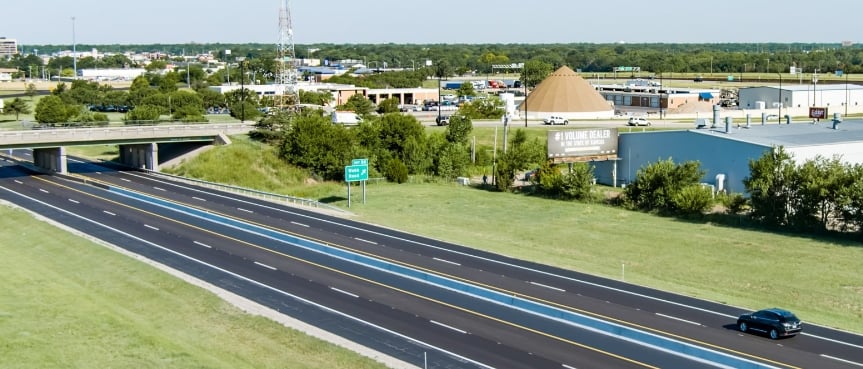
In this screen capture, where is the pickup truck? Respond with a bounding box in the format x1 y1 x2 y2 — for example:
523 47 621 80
543 115 569 125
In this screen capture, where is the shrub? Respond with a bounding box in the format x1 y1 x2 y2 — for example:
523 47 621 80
383 158 409 183
671 185 714 215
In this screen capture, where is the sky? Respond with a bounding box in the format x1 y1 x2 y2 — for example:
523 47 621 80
2 0 861 46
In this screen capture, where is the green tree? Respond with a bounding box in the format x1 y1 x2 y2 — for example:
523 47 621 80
624 158 705 213
377 97 400 114
34 95 71 124
298 90 333 106
445 115 472 145
493 129 544 191
836 163 863 233
456 82 476 97
25 83 38 100
789 155 848 232
521 59 553 88
280 110 355 180
383 157 409 183
3 97 31 120
158 72 181 92
671 185 714 215
743 147 797 228
339 94 375 116
128 76 156 107
125 105 162 123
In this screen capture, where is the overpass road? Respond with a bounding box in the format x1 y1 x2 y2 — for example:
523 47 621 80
1 154 862 368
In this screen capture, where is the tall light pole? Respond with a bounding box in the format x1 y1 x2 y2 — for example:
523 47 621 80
237 57 246 122
812 69 819 107
777 72 782 122
659 72 664 120
845 70 849 117
71 16 77 79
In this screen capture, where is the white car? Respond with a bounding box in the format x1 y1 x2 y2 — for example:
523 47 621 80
543 115 569 125
627 117 651 126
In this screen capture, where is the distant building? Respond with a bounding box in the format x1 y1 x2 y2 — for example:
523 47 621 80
77 68 146 81
738 84 863 111
0 37 18 57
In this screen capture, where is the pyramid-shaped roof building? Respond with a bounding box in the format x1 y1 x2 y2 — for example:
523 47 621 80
519 65 614 119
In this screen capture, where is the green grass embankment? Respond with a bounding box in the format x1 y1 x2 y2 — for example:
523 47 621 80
0 204 388 369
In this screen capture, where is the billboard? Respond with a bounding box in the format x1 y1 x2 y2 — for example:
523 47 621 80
547 128 618 159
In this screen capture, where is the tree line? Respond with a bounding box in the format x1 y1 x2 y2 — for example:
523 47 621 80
4 42 862 81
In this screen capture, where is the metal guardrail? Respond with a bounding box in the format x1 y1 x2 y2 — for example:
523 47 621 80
143 169 347 214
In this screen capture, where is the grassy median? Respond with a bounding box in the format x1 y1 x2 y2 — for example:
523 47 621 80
0 204 388 369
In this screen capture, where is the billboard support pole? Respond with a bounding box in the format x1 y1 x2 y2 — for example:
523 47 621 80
347 181 351 208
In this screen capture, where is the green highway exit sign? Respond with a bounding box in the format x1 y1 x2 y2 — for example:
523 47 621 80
345 165 369 182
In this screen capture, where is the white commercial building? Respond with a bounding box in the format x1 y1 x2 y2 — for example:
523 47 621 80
0 37 17 57
77 68 146 81
738 84 863 116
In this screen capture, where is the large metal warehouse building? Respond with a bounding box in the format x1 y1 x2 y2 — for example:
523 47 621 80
592 119 863 194
738 84 863 112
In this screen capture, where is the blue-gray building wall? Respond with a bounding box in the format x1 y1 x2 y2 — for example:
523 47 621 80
592 130 770 194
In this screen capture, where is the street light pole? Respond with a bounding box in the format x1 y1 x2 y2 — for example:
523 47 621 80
659 72 664 120
846 71 849 117
237 57 246 122
777 72 782 123
812 69 819 107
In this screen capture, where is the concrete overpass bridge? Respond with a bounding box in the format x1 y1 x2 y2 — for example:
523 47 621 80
0 123 254 173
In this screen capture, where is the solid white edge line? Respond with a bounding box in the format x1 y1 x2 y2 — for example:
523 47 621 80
103 210 116 216
290 221 309 228
144 224 159 231
820 354 863 367
805 332 863 350
330 287 359 298
193 241 212 249
430 320 467 334
655 313 701 326
0 186 495 369
529 281 566 292
354 237 378 245
254 261 277 271
433 257 461 266
104 170 863 351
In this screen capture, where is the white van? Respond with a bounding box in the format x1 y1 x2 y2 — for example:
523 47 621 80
331 111 363 125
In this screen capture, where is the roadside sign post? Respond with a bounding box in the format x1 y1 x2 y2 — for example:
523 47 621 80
345 159 369 207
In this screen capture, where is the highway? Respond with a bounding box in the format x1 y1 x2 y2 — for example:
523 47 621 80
1 153 861 368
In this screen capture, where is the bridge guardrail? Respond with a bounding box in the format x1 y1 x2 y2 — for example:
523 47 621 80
0 123 254 146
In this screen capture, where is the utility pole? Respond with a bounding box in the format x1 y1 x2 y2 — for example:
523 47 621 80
71 16 77 79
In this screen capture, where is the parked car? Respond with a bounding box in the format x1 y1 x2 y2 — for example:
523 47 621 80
435 115 450 126
737 308 802 339
627 117 651 126
543 115 568 125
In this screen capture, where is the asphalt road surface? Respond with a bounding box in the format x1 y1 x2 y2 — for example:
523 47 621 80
1 153 861 369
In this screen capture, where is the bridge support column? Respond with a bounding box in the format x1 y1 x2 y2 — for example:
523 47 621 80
32 146 68 174
119 143 159 171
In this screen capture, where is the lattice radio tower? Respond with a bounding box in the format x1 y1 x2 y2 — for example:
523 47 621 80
275 0 299 110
